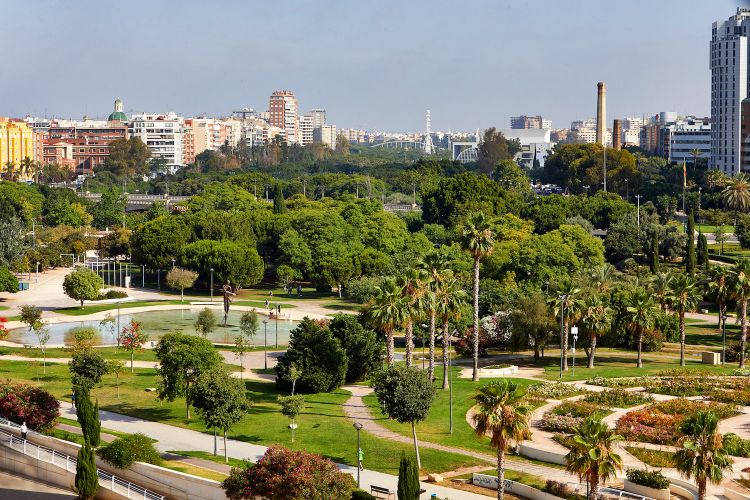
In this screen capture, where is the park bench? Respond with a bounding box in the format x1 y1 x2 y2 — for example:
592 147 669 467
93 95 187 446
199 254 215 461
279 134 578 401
371 485 395 499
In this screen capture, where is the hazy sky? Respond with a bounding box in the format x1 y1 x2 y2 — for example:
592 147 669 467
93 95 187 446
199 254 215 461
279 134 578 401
2 0 744 131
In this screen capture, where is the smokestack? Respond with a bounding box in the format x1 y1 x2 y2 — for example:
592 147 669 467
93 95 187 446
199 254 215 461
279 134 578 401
613 119 622 150
596 82 607 146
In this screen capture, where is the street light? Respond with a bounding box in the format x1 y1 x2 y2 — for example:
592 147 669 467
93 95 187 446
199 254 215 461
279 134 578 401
570 326 579 377
35 262 40 283
210 268 214 302
722 313 728 365
558 294 569 380
157 269 161 291
353 422 364 487
262 320 269 370
171 258 176 269
142 265 145 288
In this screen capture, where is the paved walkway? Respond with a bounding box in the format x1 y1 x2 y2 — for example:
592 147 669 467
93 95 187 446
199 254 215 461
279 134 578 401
0 469 75 499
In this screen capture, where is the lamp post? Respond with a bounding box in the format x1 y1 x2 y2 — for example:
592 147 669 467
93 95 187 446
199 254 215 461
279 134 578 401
210 268 214 302
275 306 279 348
157 269 161 291
449 330 455 434
558 294 569 380
142 265 145 288
722 313 728 365
171 258 176 269
117 301 121 346
353 422 363 487
570 326 578 377
262 320 269 369
35 262 39 283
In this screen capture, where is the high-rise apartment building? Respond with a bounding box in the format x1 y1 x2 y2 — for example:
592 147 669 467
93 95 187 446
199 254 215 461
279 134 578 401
711 8 750 174
269 90 299 144
309 109 326 129
299 114 314 146
0 118 35 179
510 115 551 130
313 125 337 148
128 113 185 170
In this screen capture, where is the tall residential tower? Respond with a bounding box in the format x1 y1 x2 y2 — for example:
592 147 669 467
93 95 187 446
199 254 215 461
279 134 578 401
711 8 750 174
269 90 299 144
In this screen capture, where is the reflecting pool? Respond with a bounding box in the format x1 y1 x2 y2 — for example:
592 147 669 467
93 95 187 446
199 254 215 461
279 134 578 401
8 308 297 347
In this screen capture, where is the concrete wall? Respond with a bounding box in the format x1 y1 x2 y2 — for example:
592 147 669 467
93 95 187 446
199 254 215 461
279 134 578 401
725 483 750 500
624 479 670 500
473 473 563 500
517 442 567 466
668 477 698 500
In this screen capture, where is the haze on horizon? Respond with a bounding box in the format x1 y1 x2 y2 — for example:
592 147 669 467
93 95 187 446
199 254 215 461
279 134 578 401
2 0 742 131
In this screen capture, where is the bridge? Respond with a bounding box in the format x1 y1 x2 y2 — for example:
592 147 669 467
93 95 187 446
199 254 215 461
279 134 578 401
370 140 427 150
80 192 191 210
383 203 421 212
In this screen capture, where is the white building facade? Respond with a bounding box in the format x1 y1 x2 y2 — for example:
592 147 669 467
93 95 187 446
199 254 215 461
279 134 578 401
667 120 712 164
128 113 185 170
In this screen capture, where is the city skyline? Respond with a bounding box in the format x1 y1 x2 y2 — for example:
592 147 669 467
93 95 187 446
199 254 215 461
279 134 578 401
1 0 741 131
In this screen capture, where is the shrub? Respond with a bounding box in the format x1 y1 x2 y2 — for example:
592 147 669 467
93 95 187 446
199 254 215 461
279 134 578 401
725 341 750 363
551 400 608 419
626 469 670 489
397 453 420 500
538 412 581 433
454 327 493 357
97 433 162 469
351 490 377 500
328 315 383 383
0 381 59 431
544 480 573 498
723 433 750 457
221 446 356 500
526 382 583 400
583 388 653 408
94 290 128 300
69 351 108 388
585 376 646 388
344 276 384 304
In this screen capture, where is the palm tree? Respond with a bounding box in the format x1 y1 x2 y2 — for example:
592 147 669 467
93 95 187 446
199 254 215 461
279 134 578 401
549 283 581 372
705 266 731 330
369 278 407 365
625 287 658 368
418 252 451 381
462 212 495 381
471 380 529 500
722 173 750 212
579 294 611 368
690 148 702 172
399 269 428 368
674 411 732 500
565 416 623 500
3 161 15 181
20 157 34 181
667 273 703 366
705 169 728 190
588 263 617 295
436 276 467 390
730 258 750 368
651 271 674 312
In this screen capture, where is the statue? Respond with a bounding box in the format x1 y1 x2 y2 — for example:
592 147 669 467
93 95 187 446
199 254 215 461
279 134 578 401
222 281 238 326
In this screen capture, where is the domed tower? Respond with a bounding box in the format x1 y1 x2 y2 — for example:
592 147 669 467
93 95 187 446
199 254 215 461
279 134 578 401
108 98 128 122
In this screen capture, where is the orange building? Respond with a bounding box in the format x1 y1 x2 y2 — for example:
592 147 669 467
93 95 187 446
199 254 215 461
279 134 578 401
0 118 35 180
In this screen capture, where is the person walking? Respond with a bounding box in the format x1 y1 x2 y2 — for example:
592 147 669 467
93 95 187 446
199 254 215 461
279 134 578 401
71 389 76 408
20 422 27 440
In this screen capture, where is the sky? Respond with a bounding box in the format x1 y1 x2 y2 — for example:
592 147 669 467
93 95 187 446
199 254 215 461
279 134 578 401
2 0 746 132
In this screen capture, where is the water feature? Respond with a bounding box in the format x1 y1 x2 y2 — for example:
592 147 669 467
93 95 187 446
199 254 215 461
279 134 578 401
8 308 297 347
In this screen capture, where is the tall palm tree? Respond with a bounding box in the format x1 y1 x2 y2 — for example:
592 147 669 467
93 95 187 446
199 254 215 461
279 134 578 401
588 263 617 295
471 380 529 500
625 287 658 368
565 416 623 500
722 173 750 212
369 278 407 365
705 266 731 330
579 294 611 368
667 273 703 366
436 276 467 390
674 411 732 500
20 157 34 181
418 252 451 381
3 161 15 181
651 271 674 312
730 258 750 368
462 212 495 381
690 148 702 173
705 169 728 190
549 283 581 372
399 269 428 368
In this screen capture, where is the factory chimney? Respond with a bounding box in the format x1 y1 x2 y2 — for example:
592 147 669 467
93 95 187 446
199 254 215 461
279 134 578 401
596 82 607 146
613 119 622 150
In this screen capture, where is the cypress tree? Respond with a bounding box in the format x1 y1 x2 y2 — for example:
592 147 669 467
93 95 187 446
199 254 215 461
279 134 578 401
650 232 659 273
686 211 696 277
74 439 99 500
273 184 286 214
397 453 419 500
76 386 100 447
697 232 709 270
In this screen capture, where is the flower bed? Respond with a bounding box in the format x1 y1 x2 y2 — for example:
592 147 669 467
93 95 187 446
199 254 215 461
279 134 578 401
616 398 737 445
586 376 647 388
624 446 675 467
583 388 653 408
626 469 670 490
524 382 584 407
538 413 582 433
539 400 609 433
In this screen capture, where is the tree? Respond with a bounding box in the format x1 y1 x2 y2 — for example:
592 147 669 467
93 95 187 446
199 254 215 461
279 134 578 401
477 128 514 175
32 321 50 374
181 239 264 287
471 380 530 500
399 269 427 368
276 264 300 289
722 173 750 212
130 216 192 269
63 267 104 308
706 266 731 330
92 188 126 229
273 184 286 214
101 137 150 177
0 381 59 431
650 232 659 273
686 211 696 277
222 446 356 500
335 133 351 154
730 259 750 368
511 292 555 361
274 318 348 393
493 159 531 192
418 252 451 382
565 417 623 500
69 351 108 389
0 267 18 293
0 217 27 268
74 440 99 500
166 267 198 301
239 311 258 344
100 314 117 346
106 360 125 399
234 335 248 379
697 232 709 270
625 287 658 368
579 294 611 368
120 320 148 373
667 273 702 366
462 212 495 381
19 305 42 331
75 386 101 447
436 276 468 389
397 454 420 500
190 368 249 462
70 327 96 355
155 332 222 419
372 365 435 469
674 411 732 500
714 226 728 255
328 314 383 383
277 394 305 442
195 307 217 337
549 284 581 372
369 277 407 365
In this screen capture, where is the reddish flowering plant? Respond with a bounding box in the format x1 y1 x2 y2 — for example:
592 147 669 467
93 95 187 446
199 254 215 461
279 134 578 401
0 381 59 431
120 320 149 373
0 317 8 340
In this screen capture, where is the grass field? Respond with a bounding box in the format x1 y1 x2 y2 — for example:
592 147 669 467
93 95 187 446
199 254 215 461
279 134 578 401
0 346 160 362
55 300 184 316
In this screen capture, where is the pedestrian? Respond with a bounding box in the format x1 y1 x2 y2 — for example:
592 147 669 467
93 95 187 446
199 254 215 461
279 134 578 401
20 422 27 440
297 284 302 297
277 304 281 314
71 389 76 408
265 299 269 308
269 290 273 298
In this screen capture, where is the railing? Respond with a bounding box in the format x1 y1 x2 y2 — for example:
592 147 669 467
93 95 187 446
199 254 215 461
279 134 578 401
0 417 164 500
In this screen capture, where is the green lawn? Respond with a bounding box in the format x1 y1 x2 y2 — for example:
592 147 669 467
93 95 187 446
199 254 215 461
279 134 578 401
1 361 479 475
624 446 675 467
55 300 184 316
233 300 295 309
321 303 362 312
0 346 160 362
698 224 733 234
169 450 248 469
